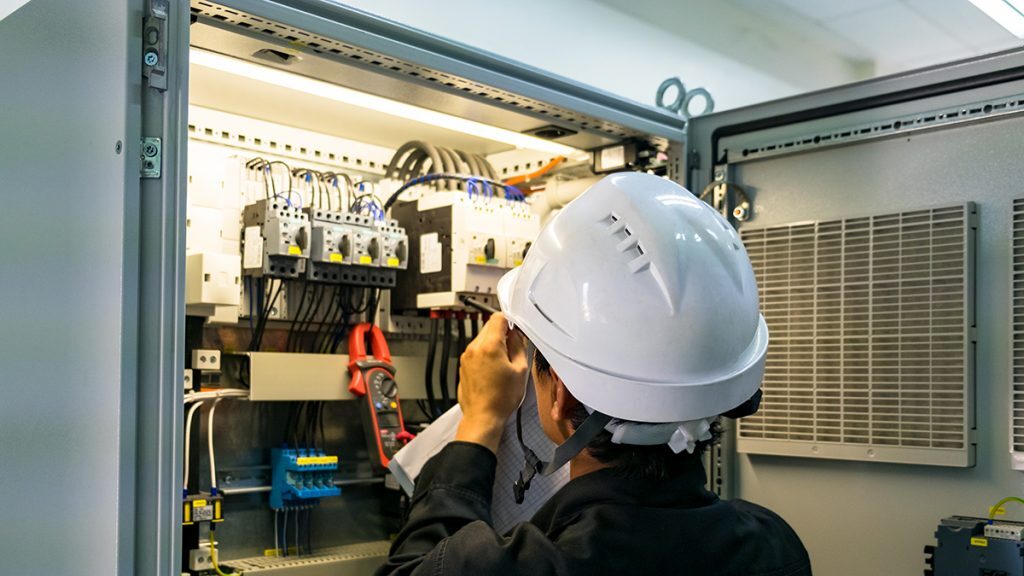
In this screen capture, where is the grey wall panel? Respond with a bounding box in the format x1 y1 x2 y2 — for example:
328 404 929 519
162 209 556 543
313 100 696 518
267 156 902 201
732 116 1024 576
0 0 139 574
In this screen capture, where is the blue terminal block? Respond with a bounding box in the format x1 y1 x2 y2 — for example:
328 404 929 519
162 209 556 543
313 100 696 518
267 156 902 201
270 448 342 510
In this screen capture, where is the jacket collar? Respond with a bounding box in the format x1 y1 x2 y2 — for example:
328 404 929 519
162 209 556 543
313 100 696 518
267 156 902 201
528 454 718 533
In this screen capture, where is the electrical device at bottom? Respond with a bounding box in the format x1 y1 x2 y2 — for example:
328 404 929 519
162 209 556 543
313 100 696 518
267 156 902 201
928 516 1024 576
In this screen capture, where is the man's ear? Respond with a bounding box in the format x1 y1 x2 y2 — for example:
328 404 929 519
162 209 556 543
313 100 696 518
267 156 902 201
551 376 580 423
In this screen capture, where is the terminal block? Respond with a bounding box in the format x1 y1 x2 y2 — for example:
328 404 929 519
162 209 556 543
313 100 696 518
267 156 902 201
242 199 311 279
269 448 341 510
182 492 224 526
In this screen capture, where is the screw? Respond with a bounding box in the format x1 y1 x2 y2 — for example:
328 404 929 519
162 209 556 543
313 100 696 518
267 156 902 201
144 50 159 67
142 142 158 157
733 206 749 220
114 140 123 154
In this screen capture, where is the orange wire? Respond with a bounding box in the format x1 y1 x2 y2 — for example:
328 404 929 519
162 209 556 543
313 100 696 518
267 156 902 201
503 156 566 187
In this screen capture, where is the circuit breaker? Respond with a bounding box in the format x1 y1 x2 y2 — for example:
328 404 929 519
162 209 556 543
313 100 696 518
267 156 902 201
390 192 539 311
242 199 311 279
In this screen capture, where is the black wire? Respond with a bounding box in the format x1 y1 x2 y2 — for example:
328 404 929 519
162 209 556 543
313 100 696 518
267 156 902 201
470 314 480 340
425 318 439 419
318 401 327 449
286 280 310 352
253 279 284 351
284 402 298 446
295 284 324 353
367 288 381 327
268 161 293 204
315 286 342 353
439 315 452 408
305 508 313 555
455 316 467 397
293 401 306 448
306 401 319 449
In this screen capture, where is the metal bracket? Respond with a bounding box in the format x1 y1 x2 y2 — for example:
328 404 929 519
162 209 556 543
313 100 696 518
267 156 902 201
141 137 162 178
711 164 752 224
143 0 169 91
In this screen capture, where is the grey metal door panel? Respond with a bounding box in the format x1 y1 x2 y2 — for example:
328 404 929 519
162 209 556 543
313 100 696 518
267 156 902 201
0 0 141 574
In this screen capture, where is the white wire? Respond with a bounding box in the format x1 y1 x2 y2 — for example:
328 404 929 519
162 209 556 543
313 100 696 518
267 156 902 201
183 401 205 491
185 389 249 404
283 508 289 557
208 397 224 490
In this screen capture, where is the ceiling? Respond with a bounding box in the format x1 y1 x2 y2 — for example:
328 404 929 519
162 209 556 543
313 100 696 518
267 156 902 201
724 0 1023 75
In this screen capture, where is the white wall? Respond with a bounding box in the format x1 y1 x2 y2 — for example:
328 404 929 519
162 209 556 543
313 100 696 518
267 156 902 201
334 0 865 112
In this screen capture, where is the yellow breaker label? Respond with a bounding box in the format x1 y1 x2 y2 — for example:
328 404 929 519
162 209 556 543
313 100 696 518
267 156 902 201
329 253 344 263
359 255 373 265
296 456 338 465
288 245 302 255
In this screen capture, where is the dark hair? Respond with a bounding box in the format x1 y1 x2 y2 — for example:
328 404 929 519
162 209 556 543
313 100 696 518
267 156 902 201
535 349 722 481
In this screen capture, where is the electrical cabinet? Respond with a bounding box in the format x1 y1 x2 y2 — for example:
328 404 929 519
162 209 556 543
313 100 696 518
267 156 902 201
19 1 684 573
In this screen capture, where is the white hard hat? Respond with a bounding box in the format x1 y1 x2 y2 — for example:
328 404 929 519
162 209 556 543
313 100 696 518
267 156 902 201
498 172 768 423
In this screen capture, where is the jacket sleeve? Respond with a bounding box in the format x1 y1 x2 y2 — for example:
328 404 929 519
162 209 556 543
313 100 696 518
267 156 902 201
376 441 566 576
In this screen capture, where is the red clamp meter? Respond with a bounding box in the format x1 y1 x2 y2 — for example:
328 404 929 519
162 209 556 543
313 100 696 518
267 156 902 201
348 323 414 470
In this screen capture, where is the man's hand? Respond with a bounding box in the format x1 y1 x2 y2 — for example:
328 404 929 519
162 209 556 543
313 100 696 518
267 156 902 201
454 312 529 454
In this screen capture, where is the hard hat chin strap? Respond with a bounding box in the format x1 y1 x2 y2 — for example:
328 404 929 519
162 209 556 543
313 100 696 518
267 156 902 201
513 402 612 504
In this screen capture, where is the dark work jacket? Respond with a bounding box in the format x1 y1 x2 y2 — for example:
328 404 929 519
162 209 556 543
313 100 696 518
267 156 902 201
377 442 811 576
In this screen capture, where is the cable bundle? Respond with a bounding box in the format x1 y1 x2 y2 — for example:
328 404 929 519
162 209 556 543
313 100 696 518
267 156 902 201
383 141 499 190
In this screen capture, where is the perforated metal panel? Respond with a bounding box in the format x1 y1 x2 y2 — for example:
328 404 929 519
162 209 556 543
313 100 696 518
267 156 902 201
1012 198 1024 470
738 204 976 467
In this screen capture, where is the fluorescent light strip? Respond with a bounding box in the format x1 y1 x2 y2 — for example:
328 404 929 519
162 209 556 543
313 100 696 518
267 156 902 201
190 48 582 157
967 0 1024 38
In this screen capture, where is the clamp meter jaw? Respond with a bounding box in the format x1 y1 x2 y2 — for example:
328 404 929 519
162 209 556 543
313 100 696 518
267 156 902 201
348 323 413 470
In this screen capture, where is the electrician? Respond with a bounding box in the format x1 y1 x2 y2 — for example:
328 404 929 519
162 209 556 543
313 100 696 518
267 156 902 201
377 173 811 576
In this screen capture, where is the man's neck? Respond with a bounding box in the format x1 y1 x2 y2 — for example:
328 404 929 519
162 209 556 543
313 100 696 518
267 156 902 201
568 452 613 479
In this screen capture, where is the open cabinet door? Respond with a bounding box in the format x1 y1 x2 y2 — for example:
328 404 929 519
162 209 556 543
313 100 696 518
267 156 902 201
0 1 188 575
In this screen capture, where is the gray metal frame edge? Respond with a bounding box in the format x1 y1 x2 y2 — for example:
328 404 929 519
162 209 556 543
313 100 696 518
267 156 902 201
207 0 687 141
687 48 1024 189
134 1 191 574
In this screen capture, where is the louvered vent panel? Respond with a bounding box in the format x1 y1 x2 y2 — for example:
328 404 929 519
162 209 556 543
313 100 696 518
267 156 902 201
738 204 975 467
1012 199 1024 469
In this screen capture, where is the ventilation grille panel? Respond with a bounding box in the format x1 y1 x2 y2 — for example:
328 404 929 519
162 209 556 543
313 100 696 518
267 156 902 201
1012 198 1024 469
738 204 975 467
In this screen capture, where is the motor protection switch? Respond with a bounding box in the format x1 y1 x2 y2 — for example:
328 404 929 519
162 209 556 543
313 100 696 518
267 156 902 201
242 199 311 279
373 219 409 270
348 323 414 470
339 213 378 267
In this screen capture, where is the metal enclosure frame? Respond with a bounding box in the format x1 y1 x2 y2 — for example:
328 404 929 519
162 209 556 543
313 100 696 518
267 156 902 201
169 0 689 573
688 48 1024 576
